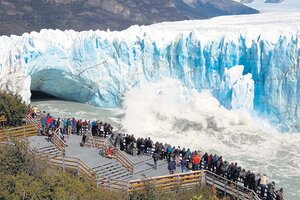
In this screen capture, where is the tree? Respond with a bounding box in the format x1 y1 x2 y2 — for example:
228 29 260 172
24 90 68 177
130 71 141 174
0 90 27 126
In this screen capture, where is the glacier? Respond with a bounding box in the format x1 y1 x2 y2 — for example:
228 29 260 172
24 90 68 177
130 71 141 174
0 12 299 131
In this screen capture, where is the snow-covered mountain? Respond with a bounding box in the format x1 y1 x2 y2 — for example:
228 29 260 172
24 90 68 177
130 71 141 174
236 0 300 12
0 12 299 131
265 0 284 3
234 0 284 3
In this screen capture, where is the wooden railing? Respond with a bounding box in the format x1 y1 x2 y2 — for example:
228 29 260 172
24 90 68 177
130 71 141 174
45 153 127 190
25 115 39 126
128 171 202 192
0 124 37 142
96 175 128 191
0 115 6 127
53 129 66 156
85 135 107 149
49 156 96 182
128 170 260 200
113 148 134 173
204 170 260 200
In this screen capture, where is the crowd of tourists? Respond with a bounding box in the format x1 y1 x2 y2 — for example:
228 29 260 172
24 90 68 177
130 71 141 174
29 106 284 200
110 133 283 200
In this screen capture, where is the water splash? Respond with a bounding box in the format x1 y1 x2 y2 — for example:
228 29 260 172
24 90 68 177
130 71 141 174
121 78 300 200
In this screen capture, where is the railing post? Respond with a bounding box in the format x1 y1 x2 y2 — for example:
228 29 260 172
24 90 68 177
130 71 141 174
201 170 206 185
109 179 112 192
63 157 65 172
224 179 227 196
237 184 239 200
77 158 80 175
177 174 180 189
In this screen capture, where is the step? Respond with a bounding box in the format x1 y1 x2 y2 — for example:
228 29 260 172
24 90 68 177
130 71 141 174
113 173 133 180
95 164 123 175
96 165 126 176
104 170 131 179
92 160 117 170
93 163 118 172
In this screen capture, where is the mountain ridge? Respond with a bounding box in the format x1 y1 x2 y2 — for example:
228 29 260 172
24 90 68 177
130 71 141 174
0 0 258 36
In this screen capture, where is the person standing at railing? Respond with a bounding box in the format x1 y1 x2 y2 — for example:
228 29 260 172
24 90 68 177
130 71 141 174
32 106 38 118
41 113 47 134
202 152 208 170
192 152 200 171
66 118 72 137
180 156 188 172
260 174 269 198
267 181 276 200
72 117 77 134
216 156 223 175
212 154 219 172
185 148 192 163
76 119 82 135
152 152 159 170
276 188 283 200
255 173 261 193
46 115 53 129
167 159 176 174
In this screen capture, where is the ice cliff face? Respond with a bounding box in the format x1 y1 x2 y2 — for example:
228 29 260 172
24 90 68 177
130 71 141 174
0 12 299 131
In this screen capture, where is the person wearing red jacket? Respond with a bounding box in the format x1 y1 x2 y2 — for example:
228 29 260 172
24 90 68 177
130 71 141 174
192 153 200 171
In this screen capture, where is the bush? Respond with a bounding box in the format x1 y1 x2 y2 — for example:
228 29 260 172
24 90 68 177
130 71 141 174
0 141 125 200
0 90 28 126
129 182 225 200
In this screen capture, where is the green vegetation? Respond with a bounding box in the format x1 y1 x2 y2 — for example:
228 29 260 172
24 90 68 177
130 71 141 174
129 185 219 200
0 91 27 126
0 140 226 199
0 140 124 200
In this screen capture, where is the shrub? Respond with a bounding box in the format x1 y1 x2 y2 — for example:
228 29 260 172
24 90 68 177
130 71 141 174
0 91 27 126
0 141 125 200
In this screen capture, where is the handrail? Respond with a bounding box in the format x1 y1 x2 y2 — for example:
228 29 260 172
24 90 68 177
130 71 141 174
52 129 66 156
129 171 202 192
96 174 128 191
25 115 38 126
128 170 260 200
0 124 37 142
113 148 134 173
204 170 260 200
48 156 97 181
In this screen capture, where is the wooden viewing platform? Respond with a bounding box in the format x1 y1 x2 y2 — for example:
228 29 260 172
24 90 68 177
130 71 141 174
1 115 282 200
25 133 261 199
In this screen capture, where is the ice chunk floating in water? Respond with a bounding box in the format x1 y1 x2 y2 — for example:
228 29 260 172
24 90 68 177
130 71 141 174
0 12 300 131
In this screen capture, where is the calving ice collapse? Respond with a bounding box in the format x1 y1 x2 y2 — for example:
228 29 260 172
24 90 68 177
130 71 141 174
0 12 299 131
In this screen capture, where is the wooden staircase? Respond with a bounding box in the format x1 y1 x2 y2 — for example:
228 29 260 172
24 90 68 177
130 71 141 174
93 160 133 181
33 144 61 158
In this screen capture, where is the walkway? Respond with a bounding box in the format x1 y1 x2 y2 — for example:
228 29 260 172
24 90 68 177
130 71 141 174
28 134 179 182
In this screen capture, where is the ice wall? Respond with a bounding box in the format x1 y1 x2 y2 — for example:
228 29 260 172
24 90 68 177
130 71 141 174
0 13 299 131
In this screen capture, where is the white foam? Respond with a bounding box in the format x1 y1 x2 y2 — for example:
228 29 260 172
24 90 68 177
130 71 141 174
121 78 300 199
